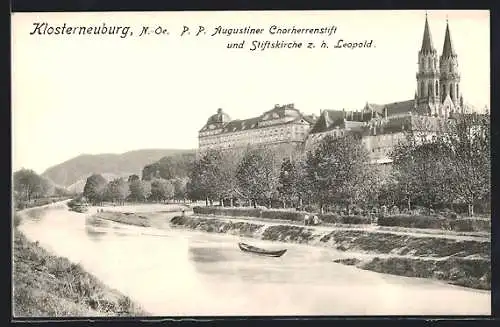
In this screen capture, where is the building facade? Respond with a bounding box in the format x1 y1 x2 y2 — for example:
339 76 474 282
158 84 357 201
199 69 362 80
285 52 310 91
198 15 478 164
198 104 316 154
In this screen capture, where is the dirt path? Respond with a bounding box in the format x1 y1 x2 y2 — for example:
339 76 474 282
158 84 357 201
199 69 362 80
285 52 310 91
190 214 490 242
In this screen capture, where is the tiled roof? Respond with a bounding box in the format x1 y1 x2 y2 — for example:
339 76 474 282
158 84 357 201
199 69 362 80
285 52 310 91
386 100 416 116
200 104 313 135
364 99 416 117
310 109 370 134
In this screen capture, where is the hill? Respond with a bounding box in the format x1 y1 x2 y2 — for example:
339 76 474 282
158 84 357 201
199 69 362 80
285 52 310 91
42 149 196 188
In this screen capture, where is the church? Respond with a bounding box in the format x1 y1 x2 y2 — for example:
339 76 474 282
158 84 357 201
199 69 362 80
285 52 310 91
306 14 474 163
198 14 475 164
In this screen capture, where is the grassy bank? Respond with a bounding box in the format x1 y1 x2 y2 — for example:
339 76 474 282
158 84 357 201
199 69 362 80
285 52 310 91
91 211 152 227
13 212 147 317
334 256 491 290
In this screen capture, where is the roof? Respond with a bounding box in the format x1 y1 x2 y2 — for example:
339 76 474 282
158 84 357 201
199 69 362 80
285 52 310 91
205 108 231 126
309 109 369 134
441 22 457 58
386 100 416 116
420 14 436 54
200 104 313 135
364 99 416 117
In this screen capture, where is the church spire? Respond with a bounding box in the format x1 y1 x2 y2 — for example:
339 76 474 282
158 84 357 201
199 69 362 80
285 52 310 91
420 13 436 54
441 20 456 58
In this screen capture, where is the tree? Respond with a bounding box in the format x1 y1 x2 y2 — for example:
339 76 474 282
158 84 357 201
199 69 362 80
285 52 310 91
391 137 452 212
129 179 151 202
186 149 224 205
236 147 280 208
277 158 299 208
104 178 129 205
128 174 140 183
150 178 174 202
303 134 370 214
213 150 242 207
173 177 188 202
13 169 47 202
142 153 196 181
83 174 108 205
441 113 490 216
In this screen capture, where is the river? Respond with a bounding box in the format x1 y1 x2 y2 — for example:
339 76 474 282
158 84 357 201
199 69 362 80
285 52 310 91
17 203 491 316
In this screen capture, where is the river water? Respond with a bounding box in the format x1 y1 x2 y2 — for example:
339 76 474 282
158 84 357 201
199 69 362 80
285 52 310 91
17 204 491 316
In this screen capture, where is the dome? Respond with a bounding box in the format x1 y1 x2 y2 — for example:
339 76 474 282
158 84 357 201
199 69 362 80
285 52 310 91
206 108 231 125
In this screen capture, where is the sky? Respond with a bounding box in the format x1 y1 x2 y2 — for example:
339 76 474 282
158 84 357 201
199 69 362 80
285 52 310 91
11 10 490 174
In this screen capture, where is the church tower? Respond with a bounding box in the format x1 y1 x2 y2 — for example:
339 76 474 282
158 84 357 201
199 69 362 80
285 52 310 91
416 13 441 116
439 19 461 115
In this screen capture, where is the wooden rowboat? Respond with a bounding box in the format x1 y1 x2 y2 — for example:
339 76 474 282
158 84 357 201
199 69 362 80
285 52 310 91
238 242 287 257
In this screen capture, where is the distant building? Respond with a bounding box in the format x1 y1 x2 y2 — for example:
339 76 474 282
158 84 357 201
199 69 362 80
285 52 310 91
198 104 316 155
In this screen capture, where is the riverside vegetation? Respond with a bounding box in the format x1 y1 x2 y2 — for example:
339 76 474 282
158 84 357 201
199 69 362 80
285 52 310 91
12 205 147 317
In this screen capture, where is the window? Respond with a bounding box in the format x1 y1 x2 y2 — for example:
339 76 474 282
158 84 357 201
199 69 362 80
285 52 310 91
435 81 439 96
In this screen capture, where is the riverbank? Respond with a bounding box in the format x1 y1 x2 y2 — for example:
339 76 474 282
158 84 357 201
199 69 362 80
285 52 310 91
168 214 490 290
88 208 490 291
13 205 148 317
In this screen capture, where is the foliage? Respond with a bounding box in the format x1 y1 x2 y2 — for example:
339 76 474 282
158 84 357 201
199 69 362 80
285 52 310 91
173 177 189 201
13 169 54 202
142 153 196 181
236 147 280 207
128 174 140 183
149 178 174 202
302 134 371 212
277 158 299 208
104 178 129 204
83 174 108 205
128 180 151 202
391 113 490 216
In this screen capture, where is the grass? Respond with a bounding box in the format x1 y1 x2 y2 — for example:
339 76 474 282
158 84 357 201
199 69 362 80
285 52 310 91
358 256 491 290
91 212 152 227
12 211 148 317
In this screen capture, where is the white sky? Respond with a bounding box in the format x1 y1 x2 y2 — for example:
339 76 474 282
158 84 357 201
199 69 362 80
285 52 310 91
11 10 490 174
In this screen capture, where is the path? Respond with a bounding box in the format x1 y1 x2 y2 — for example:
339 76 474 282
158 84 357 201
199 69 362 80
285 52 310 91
188 214 490 242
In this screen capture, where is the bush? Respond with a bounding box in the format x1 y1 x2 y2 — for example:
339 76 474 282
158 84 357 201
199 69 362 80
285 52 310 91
192 206 372 225
377 214 492 232
193 206 262 218
451 218 490 233
378 215 453 229
261 210 304 221
320 214 371 225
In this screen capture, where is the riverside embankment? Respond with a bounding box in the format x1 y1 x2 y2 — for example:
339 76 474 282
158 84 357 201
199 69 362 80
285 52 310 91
13 202 147 317
21 203 489 315
168 214 490 290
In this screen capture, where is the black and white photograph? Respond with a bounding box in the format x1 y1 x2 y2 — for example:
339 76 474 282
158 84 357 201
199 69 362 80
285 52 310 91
11 10 491 317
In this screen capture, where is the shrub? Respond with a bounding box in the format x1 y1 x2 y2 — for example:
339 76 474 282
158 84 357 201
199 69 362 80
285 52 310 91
378 215 452 230
320 214 371 225
378 214 491 232
261 210 304 221
451 218 490 233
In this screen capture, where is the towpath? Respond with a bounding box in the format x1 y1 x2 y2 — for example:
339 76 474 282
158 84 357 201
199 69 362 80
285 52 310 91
188 214 490 242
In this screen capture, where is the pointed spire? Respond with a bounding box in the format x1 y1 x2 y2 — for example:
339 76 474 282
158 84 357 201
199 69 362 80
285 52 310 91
442 20 456 58
420 13 435 53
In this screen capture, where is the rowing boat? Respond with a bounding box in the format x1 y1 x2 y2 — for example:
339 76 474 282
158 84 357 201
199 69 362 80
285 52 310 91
238 242 287 257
